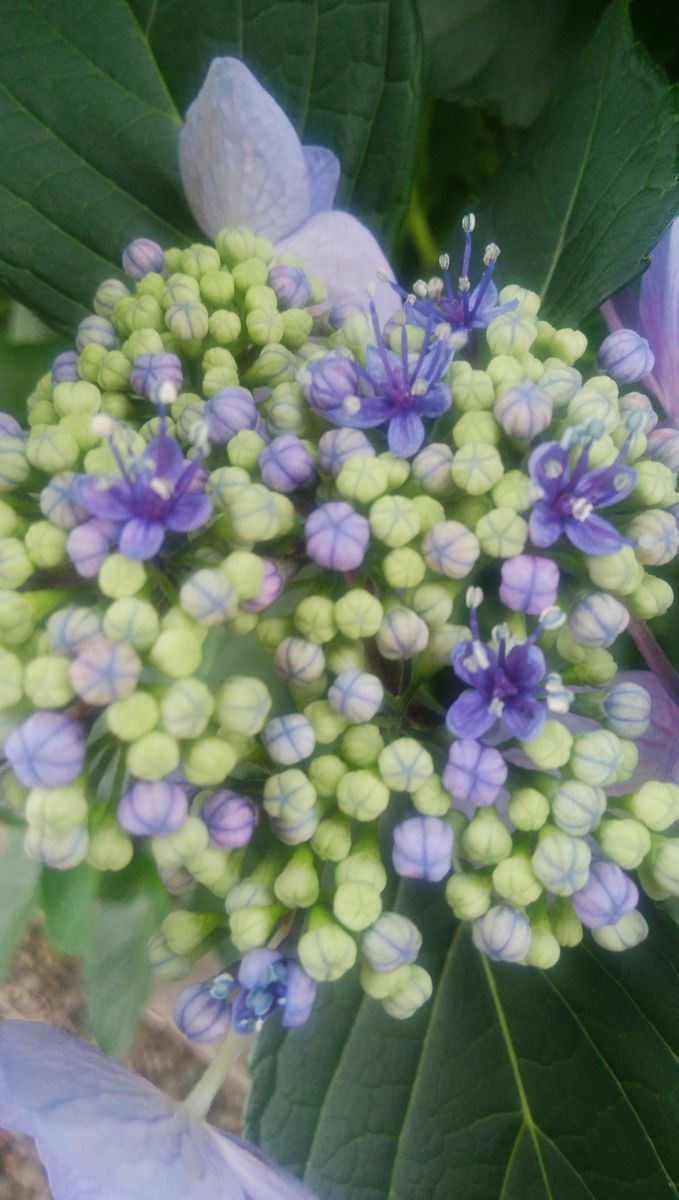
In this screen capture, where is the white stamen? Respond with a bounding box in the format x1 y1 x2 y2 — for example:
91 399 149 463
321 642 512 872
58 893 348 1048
343 395 362 417
613 471 630 490
449 330 469 350
439 253 450 271
466 585 484 609
539 605 566 630
150 477 172 499
406 293 416 305
428 277 444 300
483 243 500 265
191 419 211 451
366 282 376 298
376 268 390 282
544 673 564 693
571 496 593 522
155 380 178 407
413 280 428 298
492 623 510 644
411 379 428 396
458 275 471 292
544 460 564 479
462 654 479 674
488 697 505 717
91 414 114 437
586 417 605 440
297 367 312 389
472 639 490 670
462 213 476 233
527 482 546 503
547 694 570 714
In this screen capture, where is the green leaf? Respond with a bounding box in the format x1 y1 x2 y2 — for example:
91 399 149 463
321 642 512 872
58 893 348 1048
247 892 679 1200
0 827 40 979
41 862 100 958
474 1 679 325
0 0 422 332
83 861 168 1056
0 331 61 417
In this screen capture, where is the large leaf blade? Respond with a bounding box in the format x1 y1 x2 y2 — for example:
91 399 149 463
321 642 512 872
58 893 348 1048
0 827 40 980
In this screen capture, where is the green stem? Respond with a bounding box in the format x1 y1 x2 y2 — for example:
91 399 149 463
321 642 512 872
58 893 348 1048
406 186 438 269
181 1027 245 1119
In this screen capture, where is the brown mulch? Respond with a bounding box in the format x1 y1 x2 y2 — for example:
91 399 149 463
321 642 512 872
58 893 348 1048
0 926 250 1199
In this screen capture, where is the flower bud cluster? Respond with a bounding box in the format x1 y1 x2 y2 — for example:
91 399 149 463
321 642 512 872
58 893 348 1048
1 220 676 1035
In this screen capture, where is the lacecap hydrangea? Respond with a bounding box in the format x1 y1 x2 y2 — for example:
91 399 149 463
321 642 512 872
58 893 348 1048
1 215 678 1041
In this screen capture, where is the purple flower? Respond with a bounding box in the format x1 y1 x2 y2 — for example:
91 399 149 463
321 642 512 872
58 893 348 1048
443 739 507 816
0 1020 318 1199
259 434 316 493
232 950 317 1033
75 422 212 560
392 816 453 882
5 713 85 788
499 555 560 615
118 780 190 837
305 309 455 457
130 352 183 401
174 976 236 1043
204 388 257 444
179 58 396 323
268 265 312 309
392 215 516 333
527 437 636 555
199 789 258 848
571 860 639 928
51 350 79 385
597 329 654 384
122 237 165 278
305 501 370 570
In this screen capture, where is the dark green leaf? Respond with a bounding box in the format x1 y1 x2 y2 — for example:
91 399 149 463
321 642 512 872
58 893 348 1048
0 827 40 979
0 331 61 418
41 862 100 958
83 861 168 1056
247 893 679 1200
474 1 679 324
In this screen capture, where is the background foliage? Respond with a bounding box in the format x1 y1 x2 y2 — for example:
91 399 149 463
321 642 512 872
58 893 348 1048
0 2 678 1197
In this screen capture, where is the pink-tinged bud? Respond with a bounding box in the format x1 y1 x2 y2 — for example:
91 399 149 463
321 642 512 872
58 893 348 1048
122 238 165 279
117 780 189 837
499 555 559 614
597 329 654 383
199 789 258 848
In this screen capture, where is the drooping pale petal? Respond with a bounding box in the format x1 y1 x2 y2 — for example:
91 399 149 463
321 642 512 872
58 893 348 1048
0 1021 318 1200
275 210 399 324
639 217 679 418
118 517 165 560
446 688 496 739
180 58 311 243
303 146 341 215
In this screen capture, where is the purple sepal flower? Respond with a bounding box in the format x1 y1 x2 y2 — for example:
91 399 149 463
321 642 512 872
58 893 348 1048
528 437 636 555
122 237 165 278
66 518 117 579
269 265 312 309
174 979 235 1044
204 388 257 444
232 950 316 1033
318 428 374 477
199 789 257 848
118 780 190 837
76 423 212 560
571 860 639 928
0 1020 319 1199
597 328 655 384
241 558 287 613
392 816 453 882
260 434 316 493
130 352 183 401
51 350 79 386
472 905 531 963
305 501 370 570
443 739 507 817
499 555 560 615
5 713 85 788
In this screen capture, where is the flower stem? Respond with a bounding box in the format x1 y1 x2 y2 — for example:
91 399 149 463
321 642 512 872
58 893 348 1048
181 1027 245 1119
407 186 438 269
628 618 679 705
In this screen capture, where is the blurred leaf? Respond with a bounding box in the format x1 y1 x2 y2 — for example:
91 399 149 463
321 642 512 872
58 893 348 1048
0 0 422 332
0 331 61 417
41 863 100 958
0 827 40 979
83 861 168 1056
417 0 608 126
474 1 679 324
248 892 679 1200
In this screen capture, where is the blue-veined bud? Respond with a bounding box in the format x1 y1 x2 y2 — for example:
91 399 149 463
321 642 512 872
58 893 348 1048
203 387 256 445
601 681 651 738
305 501 370 571
25 521 67 571
293 596 336 645
597 817 651 869
626 509 679 565
453 411 499 449
318 428 374 478
378 739 433 793
151 814 209 869
507 787 550 831
369 495 421 547
87 824 133 872
598 329 654 383
333 881 382 931
24 824 89 869
147 931 193 981
450 442 504 496
264 714 316 765
472 904 531 963
69 635 141 705
591 909 648 951
571 859 638 928
568 593 629 648
174 978 233 1044
647 425 679 470
303 700 347 744
179 568 238 626
0 435 29 492
270 808 320 846
50 349 79 384
337 769 389 821
76 315 116 354
498 555 559 615
260 434 315 494
569 730 622 786
376 607 429 660
311 815 351 862
537 363 582 407
6 711 85 788
445 871 492 919
93 277 129 319
531 829 591 895
493 381 551 440
122 237 164 278
520 720 573 770
308 754 347 799
487 310 537 356
360 912 422 973
550 780 607 837
66 519 115 580
197 789 256 849
163 911 220 956
25 785 88 835
340 723 384 767
298 909 357 982
382 965 433 1019
127 731 180 782
411 443 455 496
273 846 319 908
24 656 74 709
392 815 453 881
645 837 679 896
263 768 317 821
274 637 325 683
117 779 188 837
444 739 507 815
46 605 99 655
268 264 312 308
334 588 383 639
98 553 146 600
629 573 674 620
216 676 272 734
492 853 543 906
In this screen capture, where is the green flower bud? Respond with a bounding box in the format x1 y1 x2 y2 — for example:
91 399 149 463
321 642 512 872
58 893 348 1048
311 814 352 862
24 521 67 570
376 607 428 660
475 507 528 558
308 754 347 799
232 257 269 292
507 787 550 831
264 768 317 821
25 785 88 834
550 328 587 364
219 550 264 600
360 962 411 999
336 850 387 892
337 769 390 821
88 824 133 872
628 574 674 620
591 910 648 952
636 859 669 901
450 364 495 412
208 308 241 346
597 818 651 869
164 300 209 343
378 738 433 793
333 880 382 931
531 829 591 896
183 737 239 787
151 815 210 869
179 568 238 626
159 678 213 739
94 277 129 318
149 629 203 679
127 730 180 781
550 780 607 836
450 443 504 496
334 589 383 639
520 720 573 769
290 676 328 708
336 456 389 505
228 429 267 471
627 509 679 566
99 554 146 599
26 426 80 474
487 354 524 391
411 775 451 817
77 344 108 383
265 382 309 436
412 495 446 532
382 965 433 1019
369 494 421 546
615 738 639 784
273 846 320 908
0 649 23 709
293 596 337 644
0 436 29 491
245 306 284 346
341 723 384 767
163 911 221 956
0 537 32 590
0 501 20 537
492 853 543 906
564 647 617 687
181 244 221 278
414 624 469 674
200 267 236 305
487 312 537 357
382 547 426 589
107 691 159 741
628 781 679 831
298 911 357 981
24 655 74 708
123 329 164 360
377 452 410 489
445 872 492 920
300 700 345 744
0 592 34 642
461 809 512 866
256 616 292 653
99 392 130 420
549 898 583 947
53 380 101 418
226 869 275 912
632 460 676 508
102 598 159 650
525 924 560 969
569 730 622 786
24 825 89 870
147 931 193 981
453 411 500 449
188 847 238 894
411 582 454 628
227 483 281 541
324 639 366 673
568 388 618 433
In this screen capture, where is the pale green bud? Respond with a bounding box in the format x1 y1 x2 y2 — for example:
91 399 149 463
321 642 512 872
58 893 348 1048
487 354 523 390
340 722 382 767
311 814 351 862
230 905 284 952
228 482 282 541
187 847 238 894
99 391 131 420
151 815 209 870
337 769 390 821
410 443 454 496
492 853 543 906
273 846 320 908
53 380 101 418
632 460 676 507
179 568 238 626
376 606 428 660
411 583 454 628
360 962 411 999
0 649 23 709
461 809 512 866
99 554 146 599
208 308 241 346
369 494 421 546
264 383 309 436
597 818 651 869
531 829 591 895
26 426 80 474
220 550 265 600
24 521 67 569
411 775 451 816
336 850 387 893
88 825 133 872
336 455 389 505
102 598 159 650
615 738 639 784
475 506 528 558
627 509 679 566
181 243 221 278
0 437 29 491
127 731 179 781
636 859 670 901
23 656 74 708
507 787 550 831
324 638 367 673
628 574 674 620
302 700 346 744
183 737 238 787
564 647 617 687
308 754 347 799
378 738 433 793
0 537 32 590
569 730 622 786
199 265 236 305
226 429 266 472
549 898 583 947
445 872 492 920
148 629 203 679
382 965 433 1019
537 363 582 408
159 678 213 739
123 329 164 360
214 676 271 735
525 924 561 969
551 780 607 836
244 343 296 388
24 825 88 870
415 623 469 674
0 592 34 643
550 328 587 364
147 931 193 981
411 494 446 532
298 911 357 981
333 881 382 931
568 387 618 433
76 344 108 382
377 452 410 489
233 257 270 291
280 308 313 350
264 768 317 822
226 871 275 912
107 691 159 741
334 589 384 639
382 547 426 589
25 785 88 834
520 721 573 769
486 313 537 357
451 443 504 495
0 501 19 536
450 364 495 412
453 411 500 449
628 780 679 831
293 596 336 645
499 284 541 317
592 910 648 952
289 675 328 708
256 616 292 653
